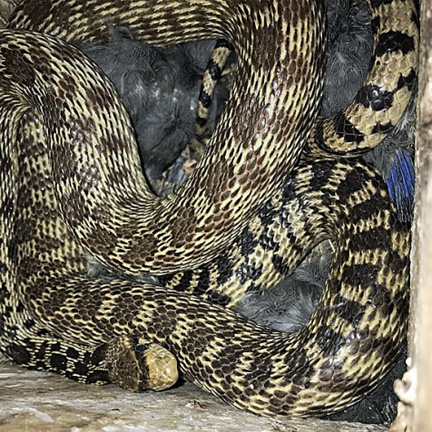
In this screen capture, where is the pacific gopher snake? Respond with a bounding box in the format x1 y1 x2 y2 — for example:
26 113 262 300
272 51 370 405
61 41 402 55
0 0 418 417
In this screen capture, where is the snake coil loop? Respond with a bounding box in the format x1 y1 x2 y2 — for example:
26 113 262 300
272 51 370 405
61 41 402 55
0 0 418 417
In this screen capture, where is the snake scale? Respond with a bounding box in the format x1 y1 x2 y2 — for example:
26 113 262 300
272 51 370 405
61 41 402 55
0 0 418 418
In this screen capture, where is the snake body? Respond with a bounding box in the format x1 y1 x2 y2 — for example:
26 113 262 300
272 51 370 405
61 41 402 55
0 0 418 418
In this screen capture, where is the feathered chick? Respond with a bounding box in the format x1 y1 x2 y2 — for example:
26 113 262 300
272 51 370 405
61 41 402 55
79 28 229 187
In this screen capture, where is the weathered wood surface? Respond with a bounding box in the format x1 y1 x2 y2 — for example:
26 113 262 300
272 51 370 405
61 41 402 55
0 363 385 432
412 0 432 431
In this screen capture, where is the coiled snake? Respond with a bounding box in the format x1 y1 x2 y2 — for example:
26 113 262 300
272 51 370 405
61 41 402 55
0 0 418 417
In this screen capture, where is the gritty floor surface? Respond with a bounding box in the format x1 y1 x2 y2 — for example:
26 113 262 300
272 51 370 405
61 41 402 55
0 359 386 432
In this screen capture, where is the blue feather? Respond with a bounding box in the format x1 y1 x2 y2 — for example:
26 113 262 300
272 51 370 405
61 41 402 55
386 149 415 223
